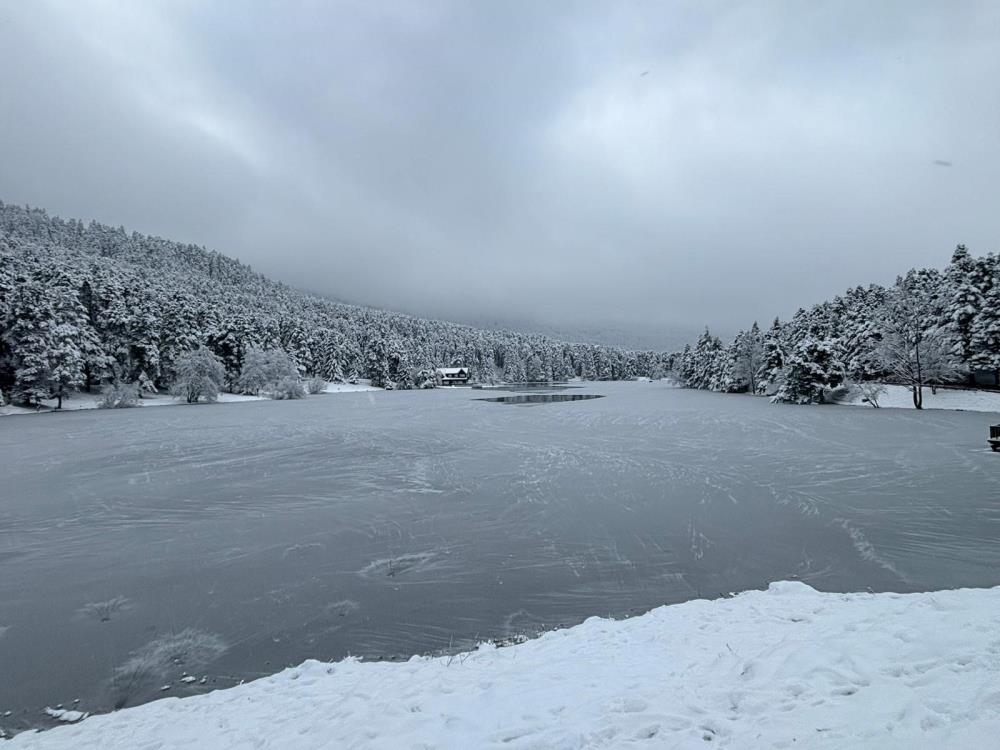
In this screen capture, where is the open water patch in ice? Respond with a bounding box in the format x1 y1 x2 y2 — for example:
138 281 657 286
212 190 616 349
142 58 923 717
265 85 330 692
476 393 605 405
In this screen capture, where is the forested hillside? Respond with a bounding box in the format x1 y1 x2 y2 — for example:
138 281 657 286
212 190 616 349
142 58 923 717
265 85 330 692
2 201 994 412
0 202 668 406
675 245 1000 407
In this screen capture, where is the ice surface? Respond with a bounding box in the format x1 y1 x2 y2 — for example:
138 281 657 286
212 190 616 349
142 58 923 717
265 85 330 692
0 382 998 730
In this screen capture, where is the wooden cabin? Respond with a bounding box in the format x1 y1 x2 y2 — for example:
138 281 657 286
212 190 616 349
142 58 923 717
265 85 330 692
436 367 470 386
990 425 1000 452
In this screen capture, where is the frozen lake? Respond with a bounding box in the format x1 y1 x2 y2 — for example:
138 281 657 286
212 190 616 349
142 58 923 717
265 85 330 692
2 382 999 729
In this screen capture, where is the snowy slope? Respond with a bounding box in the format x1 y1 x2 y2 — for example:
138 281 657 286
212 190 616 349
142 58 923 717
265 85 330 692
836 383 1000 413
8 582 1000 749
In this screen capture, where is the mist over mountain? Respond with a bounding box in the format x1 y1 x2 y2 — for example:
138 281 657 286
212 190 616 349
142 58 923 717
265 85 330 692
459 316 708 354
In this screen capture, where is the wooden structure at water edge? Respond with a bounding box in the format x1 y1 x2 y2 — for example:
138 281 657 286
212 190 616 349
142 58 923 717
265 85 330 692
990 425 1000 452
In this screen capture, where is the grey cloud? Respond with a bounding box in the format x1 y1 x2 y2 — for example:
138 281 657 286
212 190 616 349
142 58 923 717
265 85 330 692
1 1 998 341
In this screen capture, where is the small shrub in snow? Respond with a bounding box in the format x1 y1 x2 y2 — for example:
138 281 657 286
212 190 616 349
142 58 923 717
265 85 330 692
268 376 306 400
98 382 140 409
136 370 158 396
306 376 326 394
413 368 438 389
854 381 887 408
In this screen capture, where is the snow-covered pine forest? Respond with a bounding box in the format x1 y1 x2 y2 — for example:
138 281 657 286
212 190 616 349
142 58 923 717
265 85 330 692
1 200 996 411
0 202 668 407
673 245 1000 407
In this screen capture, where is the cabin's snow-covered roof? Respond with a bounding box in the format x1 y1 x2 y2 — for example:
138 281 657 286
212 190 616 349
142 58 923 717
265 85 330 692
436 368 468 375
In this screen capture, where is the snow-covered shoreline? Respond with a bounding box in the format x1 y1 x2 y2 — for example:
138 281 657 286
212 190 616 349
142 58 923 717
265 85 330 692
7 380 1000 419
835 383 1000 413
0 382 380 417
8 582 999 749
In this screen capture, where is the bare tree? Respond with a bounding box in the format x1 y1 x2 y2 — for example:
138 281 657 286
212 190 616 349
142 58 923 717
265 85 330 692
876 272 961 409
877 329 958 408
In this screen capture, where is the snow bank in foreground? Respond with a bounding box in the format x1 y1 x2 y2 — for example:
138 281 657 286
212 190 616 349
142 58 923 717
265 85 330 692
837 383 1000 413
9 583 1000 749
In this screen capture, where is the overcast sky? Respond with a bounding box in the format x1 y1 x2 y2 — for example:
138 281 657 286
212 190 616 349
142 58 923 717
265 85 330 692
1 1 998 340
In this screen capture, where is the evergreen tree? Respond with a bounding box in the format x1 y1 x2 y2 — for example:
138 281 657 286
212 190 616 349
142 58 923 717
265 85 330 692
687 329 724 389
969 254 1000 380
773 339 844 404
756 318 785 395
8 282 57 406
388 339 414 389
726 322 764 393
525 355 545 383
366 332 391 388
48 320 85 409
944 245 986 365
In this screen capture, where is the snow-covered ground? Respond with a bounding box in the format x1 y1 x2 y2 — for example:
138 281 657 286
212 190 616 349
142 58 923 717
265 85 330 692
0 381 379 416
0 391 175 415
7 581 999 749
322 380 380 394
836 383 1000 413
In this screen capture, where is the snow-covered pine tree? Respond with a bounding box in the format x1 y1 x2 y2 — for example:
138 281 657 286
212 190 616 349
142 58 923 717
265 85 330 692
772 338 844 404
943 245 987 367
312 328 345 382
388 339 414 389
525 354 545 383
47 320 85 409
726 322 764 393
576 346 596 380
9 280 57 406
755 318 785 395
968 254 1000 382
504 354 527 384
366 331 391 388
687 329 724 390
